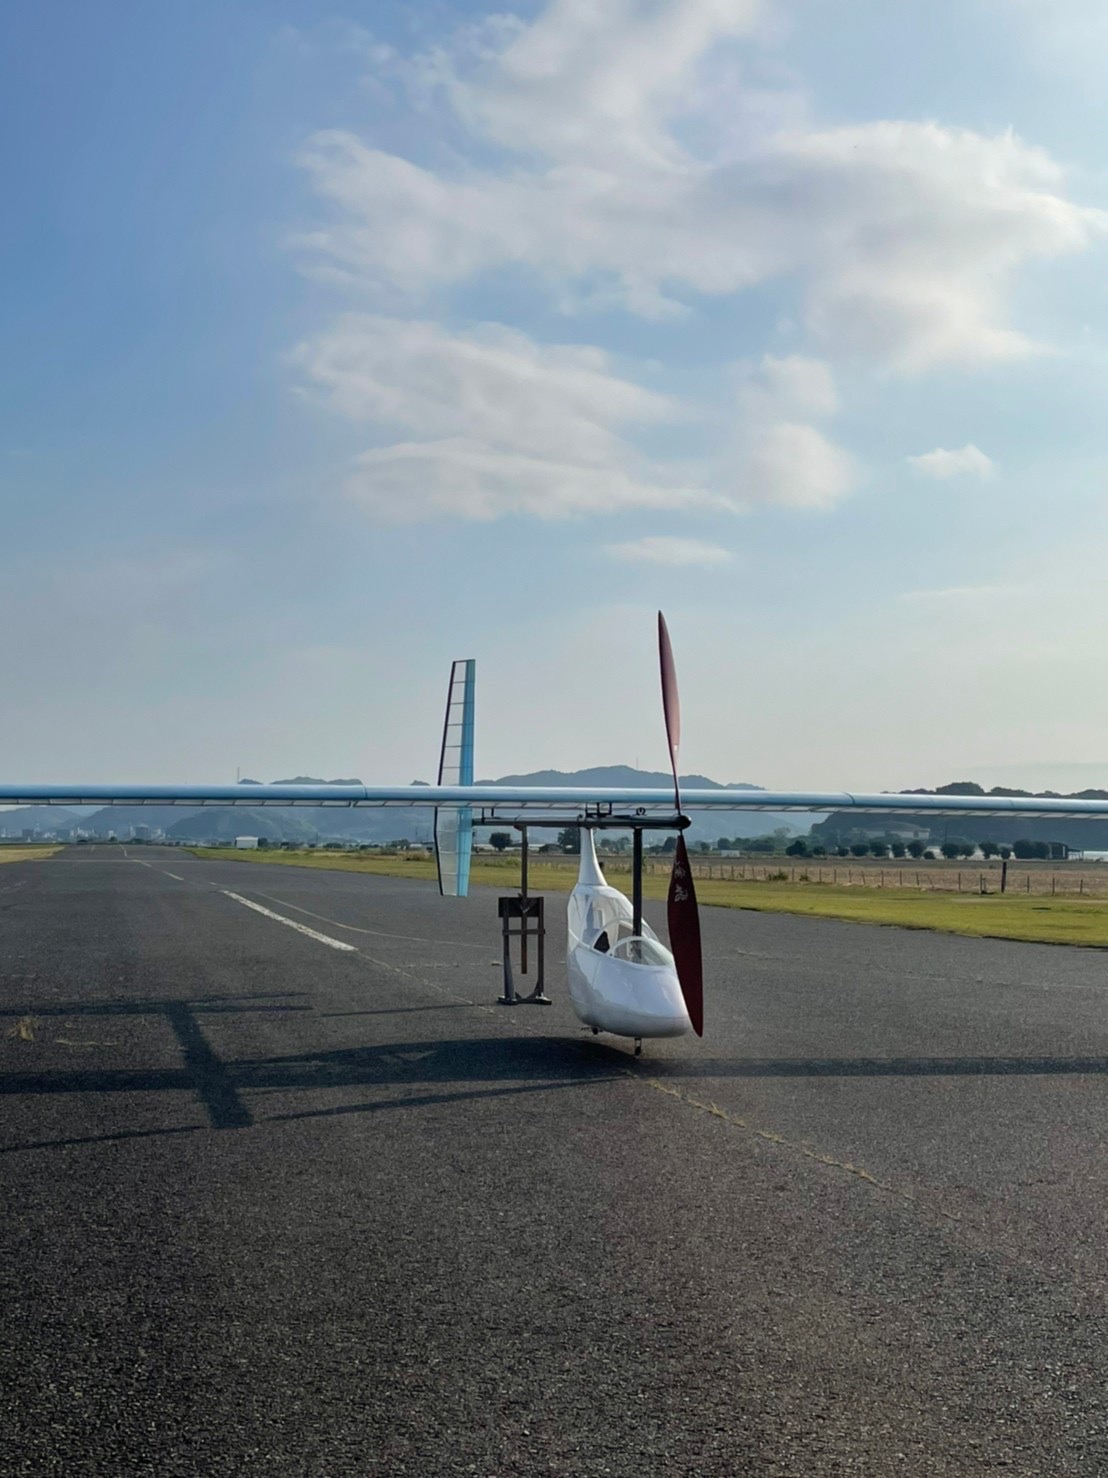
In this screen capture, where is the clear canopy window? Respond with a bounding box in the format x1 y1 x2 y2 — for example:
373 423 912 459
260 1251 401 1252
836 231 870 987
568 887 668 962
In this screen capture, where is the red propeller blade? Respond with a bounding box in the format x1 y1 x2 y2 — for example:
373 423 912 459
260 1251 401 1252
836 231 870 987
658 612 704 1035
668 834 704 1036
658 612 682 811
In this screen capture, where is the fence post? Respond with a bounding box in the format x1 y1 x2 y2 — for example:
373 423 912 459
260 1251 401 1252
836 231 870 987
958 872 962 892
1001 860 1008 894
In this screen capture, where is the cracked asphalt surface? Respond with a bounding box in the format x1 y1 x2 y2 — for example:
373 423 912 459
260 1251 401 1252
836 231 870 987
5 845 1108 1475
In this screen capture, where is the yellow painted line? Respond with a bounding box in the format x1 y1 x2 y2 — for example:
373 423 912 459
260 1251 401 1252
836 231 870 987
629 1070 965 1224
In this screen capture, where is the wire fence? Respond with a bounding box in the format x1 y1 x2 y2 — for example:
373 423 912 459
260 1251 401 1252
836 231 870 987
373 846 1108 898
634 858 1108 896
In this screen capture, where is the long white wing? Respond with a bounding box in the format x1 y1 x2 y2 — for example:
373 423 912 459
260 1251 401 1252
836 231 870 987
6 782 1108 822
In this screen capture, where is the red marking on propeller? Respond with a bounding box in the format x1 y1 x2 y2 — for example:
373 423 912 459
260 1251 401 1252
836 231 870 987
658 612 703 1035
668 835 704 1036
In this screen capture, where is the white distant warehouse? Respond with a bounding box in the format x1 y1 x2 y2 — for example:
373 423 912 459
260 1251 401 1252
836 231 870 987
234 836 259 850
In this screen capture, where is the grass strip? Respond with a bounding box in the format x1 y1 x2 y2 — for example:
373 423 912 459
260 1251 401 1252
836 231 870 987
188 847 1108 948
0 846 61 865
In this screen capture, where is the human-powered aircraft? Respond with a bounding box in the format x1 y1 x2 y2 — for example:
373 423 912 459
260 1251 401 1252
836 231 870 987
8 613 1108 1048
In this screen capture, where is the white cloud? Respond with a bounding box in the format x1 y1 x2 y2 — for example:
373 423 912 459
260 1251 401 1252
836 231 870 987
753 355 838 418
296 2 1104 370
730 353 856 509
907 444 997 480
607 535 733 566
297 317 858 520
297 315 731 520
346 439 721 522
296 314 682 465
448 0 767 167
742 421 856 509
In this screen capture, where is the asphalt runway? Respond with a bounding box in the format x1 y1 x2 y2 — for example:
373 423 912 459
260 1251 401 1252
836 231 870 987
5 846 1108 1475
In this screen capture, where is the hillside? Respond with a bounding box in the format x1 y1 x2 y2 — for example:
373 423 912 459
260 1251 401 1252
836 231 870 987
2 769 790 845
814 781 1108 850
0 806 85 837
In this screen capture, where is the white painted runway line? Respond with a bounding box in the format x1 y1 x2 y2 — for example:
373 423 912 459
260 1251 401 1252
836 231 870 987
132 860 154 869
163 872 185 882
222 891 357 952
248 887 486 949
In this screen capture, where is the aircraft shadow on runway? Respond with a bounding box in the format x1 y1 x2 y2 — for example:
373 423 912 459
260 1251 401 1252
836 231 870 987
4 988 1108 1156
0 993 627 1152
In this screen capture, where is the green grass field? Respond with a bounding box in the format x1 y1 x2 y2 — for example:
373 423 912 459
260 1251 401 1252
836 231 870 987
188 847 1108 948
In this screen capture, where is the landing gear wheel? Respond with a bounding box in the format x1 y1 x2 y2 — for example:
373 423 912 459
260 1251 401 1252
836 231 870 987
634 1037 642 1057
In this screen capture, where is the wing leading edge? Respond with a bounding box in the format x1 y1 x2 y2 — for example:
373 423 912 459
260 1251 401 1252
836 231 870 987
7 782 1108 822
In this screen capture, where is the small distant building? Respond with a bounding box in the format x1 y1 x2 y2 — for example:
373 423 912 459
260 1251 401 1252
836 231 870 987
235 836 259 850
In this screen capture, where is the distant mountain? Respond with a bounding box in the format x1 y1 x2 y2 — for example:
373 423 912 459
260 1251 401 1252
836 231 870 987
270 776 365 787
483 765 757 791
473 767 780 842
165 808 322 845
0 769 801 844
0 806 84 837
814 780 1108 850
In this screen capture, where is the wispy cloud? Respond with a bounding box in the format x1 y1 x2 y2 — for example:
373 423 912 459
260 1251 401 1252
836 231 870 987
296 315 724 520
732 355 856 510
295 318 859 521
907 444 997 480
289 0 1100 531
296 2 1103 370
607 536 732 567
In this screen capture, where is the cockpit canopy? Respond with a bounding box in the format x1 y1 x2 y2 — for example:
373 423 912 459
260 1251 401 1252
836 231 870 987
567 884 674 968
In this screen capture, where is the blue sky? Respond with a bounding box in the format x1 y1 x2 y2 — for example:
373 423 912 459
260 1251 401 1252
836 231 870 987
4 0 1108 792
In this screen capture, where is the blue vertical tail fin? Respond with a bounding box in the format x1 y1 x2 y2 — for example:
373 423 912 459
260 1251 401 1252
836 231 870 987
434 659 475 897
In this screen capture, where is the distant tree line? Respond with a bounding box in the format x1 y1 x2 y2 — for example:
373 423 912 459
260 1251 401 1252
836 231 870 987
759 836 1067 862
546 827 1069 862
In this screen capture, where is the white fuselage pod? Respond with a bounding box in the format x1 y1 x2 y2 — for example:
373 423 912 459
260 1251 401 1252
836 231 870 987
566 831 691 1040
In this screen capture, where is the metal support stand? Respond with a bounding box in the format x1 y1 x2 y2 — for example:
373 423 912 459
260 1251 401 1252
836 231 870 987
497 897 548 1004
497 826 550 1005
632 827 644 938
